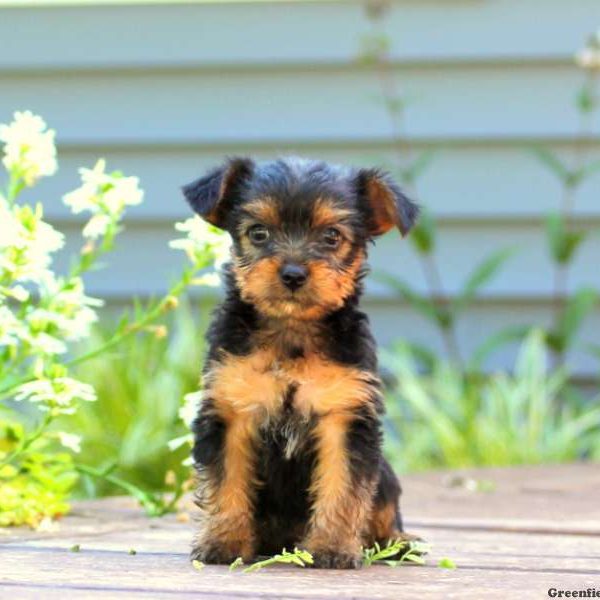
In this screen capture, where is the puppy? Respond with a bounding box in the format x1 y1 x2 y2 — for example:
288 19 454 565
182 157 419 569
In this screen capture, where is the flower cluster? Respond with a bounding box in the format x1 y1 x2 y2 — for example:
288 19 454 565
0 111 57 187
63 159 144 239
15 376 96 415
0 200 64 285
170 215 231 286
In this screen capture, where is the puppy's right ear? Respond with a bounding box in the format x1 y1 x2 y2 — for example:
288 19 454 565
182 157 254 229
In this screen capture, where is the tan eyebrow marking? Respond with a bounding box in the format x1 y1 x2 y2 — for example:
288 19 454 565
242 198 281 227
311 198 354 228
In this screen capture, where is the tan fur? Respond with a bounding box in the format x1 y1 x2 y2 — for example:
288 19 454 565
242 197 281 227
204 347 380 422
311 198 354 229
366 502 400 546
301 412 375 558
193 412 258 561
364 178 397 235
233 250 365 321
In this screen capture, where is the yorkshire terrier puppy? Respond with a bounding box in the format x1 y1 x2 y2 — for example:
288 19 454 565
182 157 419 569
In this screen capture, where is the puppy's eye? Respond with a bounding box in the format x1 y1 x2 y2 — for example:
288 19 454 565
248 224 270 245
322 227 341 248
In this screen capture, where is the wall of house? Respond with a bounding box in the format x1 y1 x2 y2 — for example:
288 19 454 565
1 0 599 372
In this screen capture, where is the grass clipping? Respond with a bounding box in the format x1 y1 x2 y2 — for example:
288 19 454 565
221 539 436 573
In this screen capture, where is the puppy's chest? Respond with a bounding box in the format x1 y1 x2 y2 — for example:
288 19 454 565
205 343 378 424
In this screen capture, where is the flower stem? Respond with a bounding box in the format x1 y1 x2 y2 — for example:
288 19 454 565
0 412 54 466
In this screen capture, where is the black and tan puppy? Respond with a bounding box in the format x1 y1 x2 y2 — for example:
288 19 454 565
183 157 419 569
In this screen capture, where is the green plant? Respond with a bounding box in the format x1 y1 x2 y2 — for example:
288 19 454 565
533 30 600 366
240 548 314 573
0 110 228 527
382 330 600 472
362 539 429 567
359 5 516 371
66 301 210 502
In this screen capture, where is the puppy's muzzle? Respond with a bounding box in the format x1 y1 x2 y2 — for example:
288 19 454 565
279 262 308 291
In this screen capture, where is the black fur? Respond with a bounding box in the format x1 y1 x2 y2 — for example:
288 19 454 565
347 404 383 488
183 157 254 228
191 399 226 479
204 267 260 364
255 414 317 555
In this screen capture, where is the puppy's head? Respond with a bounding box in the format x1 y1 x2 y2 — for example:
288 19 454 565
182 157 418 320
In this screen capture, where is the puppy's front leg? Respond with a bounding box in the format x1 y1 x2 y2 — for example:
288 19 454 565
302 410 378 569
191 403 257 564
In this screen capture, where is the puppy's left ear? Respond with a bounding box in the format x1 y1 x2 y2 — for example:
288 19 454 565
355 168 419 237
182 157 254 229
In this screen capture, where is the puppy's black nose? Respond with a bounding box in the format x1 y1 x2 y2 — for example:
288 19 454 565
279 263 308 291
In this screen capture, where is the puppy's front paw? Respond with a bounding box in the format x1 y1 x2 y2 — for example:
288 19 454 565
310 549 363 570
191 540 244 565
192 517 255 565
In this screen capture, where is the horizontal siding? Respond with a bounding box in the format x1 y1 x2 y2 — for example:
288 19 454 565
1 66 598 143
1 0 599 374
29 145 600 221
0 0 598 71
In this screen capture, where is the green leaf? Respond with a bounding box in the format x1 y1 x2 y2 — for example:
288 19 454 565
402 150 436 186
577 159 600 181
453 248 514 315
357 33 391 65
545 213 587 265
374 272 442 324
409 210 436 255
576 82 597 114
402 553 426 565
531 147 571 182
362 539 430 567
391 341 437 372
229 557 244 571
469 325 531 371
554 288 598 351
242 548 313 573
587 344 600 360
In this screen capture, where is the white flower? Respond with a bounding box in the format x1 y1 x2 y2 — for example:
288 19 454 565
63 159 144 224
576 30 600 71
167 433 193 452
167 389 202 453
82 214 111 239
170 216 232 269
56 432 82 453
102 176 143 213
179 390 203 427
28 275 103 345
192 272 221 288
0 197 22 248
14 377 96 413
0 203 64 283
23 331 67 355
7 285 30 302
0 111 57 186
0 306 26 348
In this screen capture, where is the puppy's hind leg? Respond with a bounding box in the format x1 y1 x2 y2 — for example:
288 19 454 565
366 458 421 551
